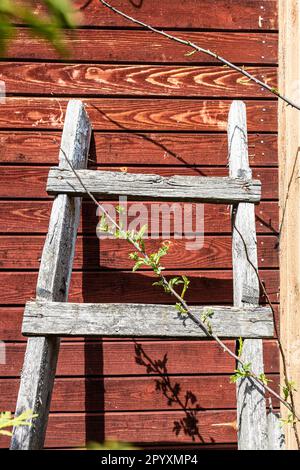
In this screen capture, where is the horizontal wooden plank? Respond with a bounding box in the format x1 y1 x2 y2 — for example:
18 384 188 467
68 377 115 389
47 169 261 203
22 301 274 338
0 132 278 166
0 339 279 377
0 374 280 412
0 409 238 447
26 0 278 30
0 235 279 269
0 304 280 343
0 167 278 199
0 269 279 305
1 63 277 97
0 98 277 131
6 30 277 64
0 201 279 235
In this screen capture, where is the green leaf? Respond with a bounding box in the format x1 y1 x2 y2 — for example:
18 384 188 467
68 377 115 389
229 373 239 384
0 429 12 436
200 308 214 335
283 380 297 400
132 260 145 272
184 49 196 57
237 337 244 357
129 252 139 261
152 280 164 288
137 224 147 239
139 238 145 252
230 363 252 383
258 373 272 386
280 413 296 426
115 205 125 214
0 409 38 433
271 87 279 96
168 277 184 290
180 275 190 299
175 302 188 315
86 440 138 450
97 214 110 233
44 0 77 29
0 0 78 57
0 10 15 55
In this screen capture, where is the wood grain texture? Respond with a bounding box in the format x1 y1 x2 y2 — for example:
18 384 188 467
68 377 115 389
0 98 277 131
2 410 239 447
5 30 277 64
0 201 279 235
22 301 274 338
0 269 279 306
0 339 280 377
228 100 268 449
10 100 91 450
0 235 279 269
0 167 278 200
0 305 280 342
25 0 278 30
47 168 262 203
1 63 277 97
0 132 278 166
267 409 285 449
0 374 280 412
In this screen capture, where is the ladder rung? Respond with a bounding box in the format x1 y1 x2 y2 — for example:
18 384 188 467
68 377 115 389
47 168 261 203
22 301 274 338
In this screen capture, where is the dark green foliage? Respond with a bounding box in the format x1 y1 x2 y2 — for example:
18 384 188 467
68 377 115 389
0 0 77 56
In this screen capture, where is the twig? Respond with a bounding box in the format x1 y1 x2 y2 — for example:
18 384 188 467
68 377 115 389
98 0 300 111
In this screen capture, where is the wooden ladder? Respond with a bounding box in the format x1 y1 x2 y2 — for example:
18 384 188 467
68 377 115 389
10 99 283 450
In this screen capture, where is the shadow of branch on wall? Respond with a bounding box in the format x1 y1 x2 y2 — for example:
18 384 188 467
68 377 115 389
133 340 212 443
89 104 206 175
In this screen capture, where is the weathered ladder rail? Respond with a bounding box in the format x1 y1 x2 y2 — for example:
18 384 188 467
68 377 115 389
11 99 282 451
10 100 92 450
47 170 261 203
22 302 273 338
228 101 284 450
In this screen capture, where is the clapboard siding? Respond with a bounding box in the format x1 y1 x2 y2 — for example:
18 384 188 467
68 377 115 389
2 63 277 97
0 269 279 306
0 410 239 447
0 235 278 269
0 0 278 449
0 98 277 131
0 132 278 166
22 0 278 30
0 339 279 377
6 30 277 64
0 167 278 199
0 201 279 234
0 374 280 412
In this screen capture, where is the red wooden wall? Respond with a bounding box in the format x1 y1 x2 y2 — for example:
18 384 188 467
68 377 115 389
0 0 279 449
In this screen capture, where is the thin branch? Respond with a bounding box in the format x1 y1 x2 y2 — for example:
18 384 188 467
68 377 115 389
98 0 300 111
